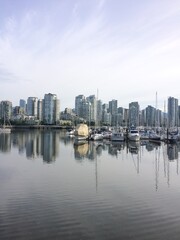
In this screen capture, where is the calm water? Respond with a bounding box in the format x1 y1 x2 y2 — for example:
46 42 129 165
1 130 180 240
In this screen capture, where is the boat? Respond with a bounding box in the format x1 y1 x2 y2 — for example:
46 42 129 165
66 128 75 136
139 129 149 140
149 130 161 143
111 129 124 142
90 133 103 141
0 126 11 134
74 123 89 141
0 115 11 134
128 127 140 141
102 131 112 139
166 129 179 144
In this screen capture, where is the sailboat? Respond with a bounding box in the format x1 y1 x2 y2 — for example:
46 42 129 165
149 92 161 144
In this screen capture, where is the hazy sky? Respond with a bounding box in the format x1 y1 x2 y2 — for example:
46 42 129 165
0 0 180 110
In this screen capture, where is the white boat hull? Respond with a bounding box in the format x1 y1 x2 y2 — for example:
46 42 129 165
0 128 11 134
111 133 124 142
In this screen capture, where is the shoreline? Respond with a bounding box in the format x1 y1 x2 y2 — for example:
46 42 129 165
11 125 72 130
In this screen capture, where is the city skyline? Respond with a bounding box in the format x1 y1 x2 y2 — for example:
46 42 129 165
0 93 179 128
1 0 180 110
0 91 179 112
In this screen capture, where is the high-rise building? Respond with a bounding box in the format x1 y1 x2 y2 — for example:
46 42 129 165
102 103 110 125
117 107 124 126
97 100 102 126
168 97 178 127
27 97 38 117
140 109 146 126
102 110 111 125
37 99 43 122
75 95 85 117
19 99 26 113
146 105 156 127
129 102 139 127
0 101 12 120
43 93 60 124
87 95 97 124
109 99 118 126
124 108 129 127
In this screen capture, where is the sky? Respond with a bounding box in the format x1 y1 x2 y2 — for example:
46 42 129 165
0 0 180 111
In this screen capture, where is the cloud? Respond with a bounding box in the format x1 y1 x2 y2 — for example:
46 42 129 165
0 0 180 109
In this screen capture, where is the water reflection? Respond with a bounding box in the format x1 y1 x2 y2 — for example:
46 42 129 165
127 141 140 154
167 143 179 161
108 141 125 156
74 142 89 160
74 141 104 161
2 130 180 240
1 130 60 163
0 133 11 153
1 130 180 164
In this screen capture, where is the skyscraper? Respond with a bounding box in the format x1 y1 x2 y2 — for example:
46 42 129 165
19 99 26 113
27 97 38 117
0 101 12 120
75 95 85 117
109 99 118 126
129 102 139 127
146 105 156 127
87 95 97 124
168 97 178 127
43 93 60 124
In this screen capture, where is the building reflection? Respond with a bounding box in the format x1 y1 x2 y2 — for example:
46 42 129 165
10 130 59 163
167 143 179 161
0 133 11 153
2 130 180 166
145 141 162 152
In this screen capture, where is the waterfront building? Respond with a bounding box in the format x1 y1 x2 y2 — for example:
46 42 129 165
145 105 156 127
37 99 43 122
74 95 93 123
27 97 38 117
102 103 110 125
168 96 178 127
87 95 97 125
123 108 129 127
19 99 26 113
82 98 90 121
129 102 139 127
13 106 21 116
97 100 102 126
109 99 118 126
43 93 60 124
0 101 12 120
75 95 85 117
139 109 146 126
102 103 109 111
117 107 124 126
102 110 111 126
156 109 162 127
